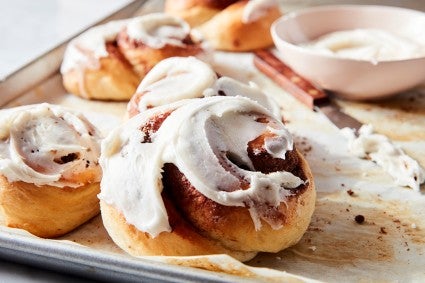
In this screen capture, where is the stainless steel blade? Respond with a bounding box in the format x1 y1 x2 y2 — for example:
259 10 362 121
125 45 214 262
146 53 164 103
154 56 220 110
316 102 363 131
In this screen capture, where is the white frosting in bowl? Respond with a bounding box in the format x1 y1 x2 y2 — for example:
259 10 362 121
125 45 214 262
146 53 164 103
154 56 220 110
0 103 102 188
300 28 425 63
100 96 302 237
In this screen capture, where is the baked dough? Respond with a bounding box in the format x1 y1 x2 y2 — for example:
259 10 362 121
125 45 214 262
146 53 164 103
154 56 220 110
61 13 206 101
164 0 239 26
197 0 281 51
100 96 315 261
0 104 102 238
165 0 281 51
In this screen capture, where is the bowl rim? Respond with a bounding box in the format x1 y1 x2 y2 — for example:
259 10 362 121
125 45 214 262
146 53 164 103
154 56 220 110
271 4 425 64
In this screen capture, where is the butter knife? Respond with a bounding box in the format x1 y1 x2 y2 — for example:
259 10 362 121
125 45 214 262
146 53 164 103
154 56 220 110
254 49 362 131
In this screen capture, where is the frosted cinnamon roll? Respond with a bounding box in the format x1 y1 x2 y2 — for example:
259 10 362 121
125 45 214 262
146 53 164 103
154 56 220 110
165 0 281 51
127 56 280 118
61 13 207 101
127 56 217 116
100 96 315 261
0 103 102 238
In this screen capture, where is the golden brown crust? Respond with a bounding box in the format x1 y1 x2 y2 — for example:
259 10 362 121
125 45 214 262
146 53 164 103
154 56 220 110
162 149 315 253
197 1 281 51
100 201 257 261
62 18 206 101
0 175 100 238
101 149 315 260
62 42 140 101
164 0 238 26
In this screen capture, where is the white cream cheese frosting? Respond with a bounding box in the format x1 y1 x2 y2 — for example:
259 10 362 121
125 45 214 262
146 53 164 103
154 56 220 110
100 96 303 237
61 19 129 74
0 103 102 188
341 124 424 191
203 76 282 119
131 56 281 117
300 28 425 63
126 13 192 49
61 13 200 74
242 0 278 24
131 56 217 111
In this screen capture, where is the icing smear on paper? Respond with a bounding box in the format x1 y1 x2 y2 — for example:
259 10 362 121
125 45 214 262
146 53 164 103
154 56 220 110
341 124 424 191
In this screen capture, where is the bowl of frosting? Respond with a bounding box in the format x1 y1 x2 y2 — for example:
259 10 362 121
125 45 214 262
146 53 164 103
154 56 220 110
271 5 425 100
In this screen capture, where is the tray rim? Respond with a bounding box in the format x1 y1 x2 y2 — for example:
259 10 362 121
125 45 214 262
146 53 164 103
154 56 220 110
0 227 261 283
0 0 148 108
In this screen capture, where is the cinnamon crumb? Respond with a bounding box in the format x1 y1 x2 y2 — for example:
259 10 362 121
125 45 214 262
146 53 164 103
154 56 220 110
347 189 355 196
355 215 365 224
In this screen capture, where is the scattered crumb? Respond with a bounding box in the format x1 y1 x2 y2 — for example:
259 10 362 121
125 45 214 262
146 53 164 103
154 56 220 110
346 189 355 196
275 256 282 260
355 215 365 224
379 227 387 234
341 183 345 187
308 246 317 252
411 223 417 229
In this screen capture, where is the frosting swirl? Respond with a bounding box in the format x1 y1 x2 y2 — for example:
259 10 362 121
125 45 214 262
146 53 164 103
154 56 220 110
126 13 193 49
100 96 303 237
128 56 217 113
128 56 281 117
0 103 102 188
60 14 203 74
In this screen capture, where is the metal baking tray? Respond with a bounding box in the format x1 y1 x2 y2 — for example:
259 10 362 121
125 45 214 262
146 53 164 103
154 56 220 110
1 1 424 282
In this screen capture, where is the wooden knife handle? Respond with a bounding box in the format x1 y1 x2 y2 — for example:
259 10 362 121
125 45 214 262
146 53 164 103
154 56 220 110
253 49 328 109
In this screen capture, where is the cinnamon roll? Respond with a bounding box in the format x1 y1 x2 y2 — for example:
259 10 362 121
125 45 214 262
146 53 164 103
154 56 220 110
99 96 315 261
127 56 280 117
0 104 102 238
61 13 207 101
165 0 281 51
164 0 239 27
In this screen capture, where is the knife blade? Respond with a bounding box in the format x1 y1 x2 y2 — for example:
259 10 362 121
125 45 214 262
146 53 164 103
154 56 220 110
253 49 362 131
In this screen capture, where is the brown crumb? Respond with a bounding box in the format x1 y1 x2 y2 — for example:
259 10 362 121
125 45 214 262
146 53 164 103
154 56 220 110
347 189 355 196
380 227 387 234
355 215 365 224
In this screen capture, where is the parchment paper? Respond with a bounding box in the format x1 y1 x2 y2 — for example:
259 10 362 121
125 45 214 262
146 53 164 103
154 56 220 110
4 50 424 282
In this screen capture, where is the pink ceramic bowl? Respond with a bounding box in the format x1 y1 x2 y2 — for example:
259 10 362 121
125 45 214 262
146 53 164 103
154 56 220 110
271 5 425 100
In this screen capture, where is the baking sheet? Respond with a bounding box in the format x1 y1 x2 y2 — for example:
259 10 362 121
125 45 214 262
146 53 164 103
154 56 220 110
2 50 424 282
1 1 425 282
